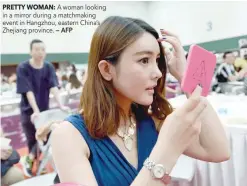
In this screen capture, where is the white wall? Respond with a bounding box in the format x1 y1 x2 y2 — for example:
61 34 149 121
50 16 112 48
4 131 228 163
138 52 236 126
147 1 247 45
1 1 148 54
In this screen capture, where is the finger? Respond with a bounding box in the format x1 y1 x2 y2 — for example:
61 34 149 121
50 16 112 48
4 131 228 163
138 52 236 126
191 85 203 98
158 36 183 53
182 86 202 112
189 98 207 122
192 119 202 135
164 48 173 61
160 29 179 38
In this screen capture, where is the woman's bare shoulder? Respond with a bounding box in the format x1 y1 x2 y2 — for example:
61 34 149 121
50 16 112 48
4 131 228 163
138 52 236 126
51 121 90 158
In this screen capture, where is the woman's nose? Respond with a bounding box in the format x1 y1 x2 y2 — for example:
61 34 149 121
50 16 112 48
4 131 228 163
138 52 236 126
151 64 162 80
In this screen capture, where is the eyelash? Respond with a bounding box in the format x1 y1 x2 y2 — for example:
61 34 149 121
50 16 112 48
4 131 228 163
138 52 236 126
139 57 149 64
139 57 160 65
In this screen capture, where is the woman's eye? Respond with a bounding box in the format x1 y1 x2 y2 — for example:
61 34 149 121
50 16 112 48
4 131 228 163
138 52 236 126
139 58 149 64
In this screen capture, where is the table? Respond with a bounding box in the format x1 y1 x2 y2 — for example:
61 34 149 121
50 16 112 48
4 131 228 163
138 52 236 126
168 94 247 186
169 94 247 123
218 81 245 95
228 81 244 86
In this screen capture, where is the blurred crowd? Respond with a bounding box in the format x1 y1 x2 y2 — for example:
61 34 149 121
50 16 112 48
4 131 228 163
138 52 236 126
1 52 247 99
1 63 87 97
212 52 247 95
55 64 87 93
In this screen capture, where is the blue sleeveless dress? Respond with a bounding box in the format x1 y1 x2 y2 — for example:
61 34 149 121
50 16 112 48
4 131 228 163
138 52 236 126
65 110 158 186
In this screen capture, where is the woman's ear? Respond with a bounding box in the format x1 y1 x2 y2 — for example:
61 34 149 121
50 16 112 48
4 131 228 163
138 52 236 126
98 60 114 81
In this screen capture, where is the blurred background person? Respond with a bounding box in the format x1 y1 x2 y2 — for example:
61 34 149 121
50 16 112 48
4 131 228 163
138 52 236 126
215 51 241 93
66 63 77 78
0 74 10 94
16 39 70 177
234 54 247 72
61 75 69 90
8 73 17 91
65 73 82 92
1 129 24 185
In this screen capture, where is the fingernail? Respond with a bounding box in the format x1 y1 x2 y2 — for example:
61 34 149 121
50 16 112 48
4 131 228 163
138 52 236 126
193 85 202 96
163 37 166 39
196 85 202 93
196 85 202 90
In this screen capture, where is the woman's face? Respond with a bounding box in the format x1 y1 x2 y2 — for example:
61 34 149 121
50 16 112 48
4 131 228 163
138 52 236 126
112 32 162 106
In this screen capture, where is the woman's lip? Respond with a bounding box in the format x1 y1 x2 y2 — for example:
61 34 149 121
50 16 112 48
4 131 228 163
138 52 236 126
146 86 155 90
146 88 154 93
146 85 157 90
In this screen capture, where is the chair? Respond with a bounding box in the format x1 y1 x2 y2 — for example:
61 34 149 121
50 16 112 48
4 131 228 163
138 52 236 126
33 109 70 175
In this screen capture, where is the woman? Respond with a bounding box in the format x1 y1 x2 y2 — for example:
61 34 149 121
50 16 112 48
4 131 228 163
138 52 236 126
66 73 82 91
61 75 69 90
52 16 230 186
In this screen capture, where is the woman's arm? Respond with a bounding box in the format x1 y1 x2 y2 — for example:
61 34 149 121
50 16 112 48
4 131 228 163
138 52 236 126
183 98 230 162
178 86 230 162
159 29 230 163
51 122 178 186
172 74 229 162
131 142 178 186
51 122 98 185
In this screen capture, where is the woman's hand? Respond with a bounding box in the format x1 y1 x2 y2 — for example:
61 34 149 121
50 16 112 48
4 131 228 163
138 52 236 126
157 86 206 158
158 29 186 83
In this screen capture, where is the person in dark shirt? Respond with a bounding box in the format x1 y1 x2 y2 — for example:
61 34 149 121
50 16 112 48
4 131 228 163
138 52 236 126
16 39 70 177
215 51 242 93
216 51 239 83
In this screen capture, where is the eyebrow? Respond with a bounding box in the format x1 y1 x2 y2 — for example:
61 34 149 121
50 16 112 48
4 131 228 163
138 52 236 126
133 50 160 56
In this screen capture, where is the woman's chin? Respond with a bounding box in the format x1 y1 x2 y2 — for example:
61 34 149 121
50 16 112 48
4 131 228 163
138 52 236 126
135 97 153 106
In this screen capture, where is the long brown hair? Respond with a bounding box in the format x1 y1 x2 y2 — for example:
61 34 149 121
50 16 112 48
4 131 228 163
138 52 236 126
80 16 173 138
69 73 81 89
